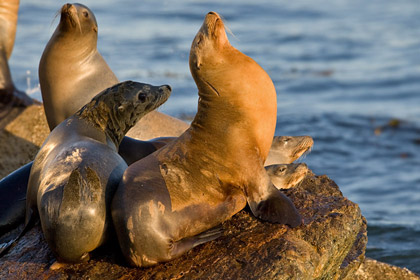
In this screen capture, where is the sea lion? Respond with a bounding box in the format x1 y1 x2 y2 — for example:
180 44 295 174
111 12 302 267
266 163 309 189
0 0 36 107
39 3 187 135
22 81 171 263
265 136 313 166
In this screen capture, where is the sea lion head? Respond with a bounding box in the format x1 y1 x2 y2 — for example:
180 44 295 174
76 81 171 147
271 136 314 162
266 163 309 190
58 3 98 36
189 11 228 74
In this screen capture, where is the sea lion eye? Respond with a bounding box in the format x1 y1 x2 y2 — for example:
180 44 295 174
83 11 89 18
138 93 147 103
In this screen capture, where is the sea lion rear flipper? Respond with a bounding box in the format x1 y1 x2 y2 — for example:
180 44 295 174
246 173 302 228
0 208 36 257
170 225 223 258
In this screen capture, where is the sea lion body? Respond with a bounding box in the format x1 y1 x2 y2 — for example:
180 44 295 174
26 81 171 262
112 12 302 267
0 0 36 106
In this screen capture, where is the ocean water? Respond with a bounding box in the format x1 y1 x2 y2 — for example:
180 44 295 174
8 0 420 273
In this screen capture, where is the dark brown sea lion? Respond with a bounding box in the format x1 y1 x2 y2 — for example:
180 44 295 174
111 12 302 267
0 81 171 262
0 0 37 107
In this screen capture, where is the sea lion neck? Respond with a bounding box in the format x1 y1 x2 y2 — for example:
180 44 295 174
74 82 171 150
188 48 277 162
75 98 120 149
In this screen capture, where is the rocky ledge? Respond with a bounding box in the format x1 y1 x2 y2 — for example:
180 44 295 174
1 105 419 279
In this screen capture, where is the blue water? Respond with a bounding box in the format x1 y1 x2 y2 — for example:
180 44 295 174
9 0 420 273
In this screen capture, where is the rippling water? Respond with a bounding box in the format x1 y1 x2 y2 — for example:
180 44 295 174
8 0 420 273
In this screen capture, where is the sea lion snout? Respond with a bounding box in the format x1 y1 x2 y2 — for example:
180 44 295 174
160 84 172 93
124 82 171 112
61 3 76 17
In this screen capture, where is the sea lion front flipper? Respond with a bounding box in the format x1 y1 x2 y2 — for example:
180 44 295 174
170 225 223 258
118 136 178 165
246 172 302 228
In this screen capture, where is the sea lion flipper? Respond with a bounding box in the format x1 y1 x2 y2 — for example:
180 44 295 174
170 225 223 257
247 177 302 228
0 162 32 236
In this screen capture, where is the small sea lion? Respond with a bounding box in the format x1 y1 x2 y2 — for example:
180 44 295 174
0 0 37 107
112 12 302 267
17 81 170 262
266 163 309 189
265 136 314 166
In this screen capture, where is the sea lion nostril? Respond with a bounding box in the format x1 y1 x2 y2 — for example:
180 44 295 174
162 85 172 92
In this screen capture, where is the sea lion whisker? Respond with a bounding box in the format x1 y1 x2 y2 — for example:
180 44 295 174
222 19 238 41
51 10 60 28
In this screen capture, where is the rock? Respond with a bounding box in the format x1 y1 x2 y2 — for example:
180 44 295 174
353 258 420 280
1 105 419 279
0 172 367 279
0 105 48 178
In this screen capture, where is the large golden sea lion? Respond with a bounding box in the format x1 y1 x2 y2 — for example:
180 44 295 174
111 12 302 267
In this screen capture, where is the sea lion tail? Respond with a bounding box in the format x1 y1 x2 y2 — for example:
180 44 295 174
170 225 223 258
0 209 36 257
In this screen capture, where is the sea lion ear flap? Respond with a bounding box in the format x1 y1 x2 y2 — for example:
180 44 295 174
190 54 201 70
195 56 201 70
246 174 302 228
